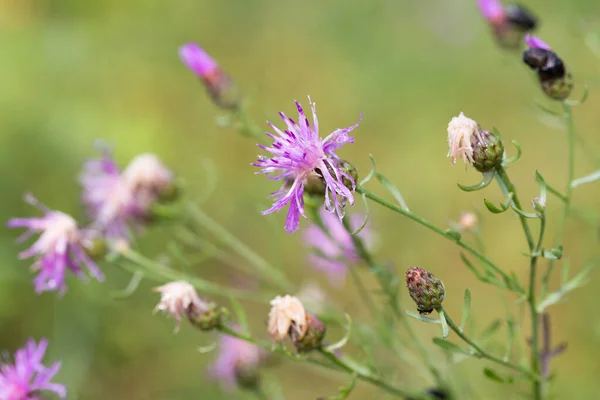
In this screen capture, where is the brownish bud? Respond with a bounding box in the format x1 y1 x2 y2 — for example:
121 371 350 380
405 267 445 315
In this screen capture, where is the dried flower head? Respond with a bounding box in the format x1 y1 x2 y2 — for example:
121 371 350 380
405 267 445 315
268 295 307 341
303 208 372 286
254 97 361 233
523 35 573 100
6 194 104 294
0 338 66 400
179 43 239 109
153 281 212 331
209 325 265 391
447 112 483 166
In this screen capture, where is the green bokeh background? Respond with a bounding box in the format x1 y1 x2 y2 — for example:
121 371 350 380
2 0 600 398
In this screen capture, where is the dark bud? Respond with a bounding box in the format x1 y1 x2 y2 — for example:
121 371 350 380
472 130 504 173
505 5 537 31
405 267 445 315
291 312 326 352
187 300 228 331
523 49 573 100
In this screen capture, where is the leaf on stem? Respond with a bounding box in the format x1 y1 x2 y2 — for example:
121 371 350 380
111 270 144 299
439 310 449 338
537 260 598 312
318 374 357 400
571 169 600 188
375 171 410 211
480 319 502 340
457 171 495 192
404 310 441 324
229 296 250 335
326 314 353 352
432 338 470 355
503 140 522 165
197 342 218 354
483 367 512 384
460 289 471 332
359 154 377 186
511 205 540 219
504 320 515 362
350 193 370 236
565 84 589 106
483 194 513 214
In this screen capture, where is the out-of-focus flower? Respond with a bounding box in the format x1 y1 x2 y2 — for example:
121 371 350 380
296 282 327 314
458 211 479 232
477 0 537 49
405 267 445 315
209 325 264 391
80 146 176 241
267 295 307 341
254 98 361 233
153 281 224 332
302 207 372 286
447 113 504 172
523 35 573 100
531 196 546 213
0 338 66 400
6 194 104 294
179 43 239 109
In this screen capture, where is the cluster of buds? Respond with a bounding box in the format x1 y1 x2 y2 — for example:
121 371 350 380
405 267 445 315
447 112 504 173
179 43 240 110
268 295 326 352
478 0 537 49
522 35 573 100
153 281 227 332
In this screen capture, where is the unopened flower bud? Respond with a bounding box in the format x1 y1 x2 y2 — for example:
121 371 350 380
179 43 240 110
291 312 326 352
84 236 108 260
153 281 225 332
405 267 445 315
531 196 545 213
472 130 505 173
523 35 573 100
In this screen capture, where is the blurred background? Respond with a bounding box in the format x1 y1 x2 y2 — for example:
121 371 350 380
1 0 600 398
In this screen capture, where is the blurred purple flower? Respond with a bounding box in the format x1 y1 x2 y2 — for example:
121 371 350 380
6 194 103 294
477 0 504 23
209 326 263 391
253 98 361 233
303 208 372 286
80 146 174 241
0 338 66 400
179 43 219 79
525 34 551 50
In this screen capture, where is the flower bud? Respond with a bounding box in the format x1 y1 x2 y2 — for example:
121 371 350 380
531 196 546 213
478 1 537 49
523 35 573 100
84 236 108 260
291 312 326 352
405 267 445 315
472 130 505 173
187 300 228 331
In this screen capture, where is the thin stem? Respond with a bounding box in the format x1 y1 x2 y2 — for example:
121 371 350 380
439 307 536 378
544 102 575 289
217 326 422 398
185 202 295 292
357 186 511 285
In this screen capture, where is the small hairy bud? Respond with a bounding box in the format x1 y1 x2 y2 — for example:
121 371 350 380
472 130 505 173
291 312 326 352
405 267 445 315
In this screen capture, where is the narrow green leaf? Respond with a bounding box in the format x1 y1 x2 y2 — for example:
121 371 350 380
458 171 495 192
229 297 250 335
561 260 571 286
439 310 449 338
405 310 441 324
564 261 597 291
359 154 377 186
375 171 410 211
535 101 560 116
350 193 370 236
483 196 511 214
504 320 515 362
433 338 470 355
483 367 506 383
320 375 357 399
197 342 218 354
504 140 522 164
571 169 600 188
111 270 144 299
565 84 589 106
480 319 502 339
511 205 540 219
460 289 471 332
326 314 353 352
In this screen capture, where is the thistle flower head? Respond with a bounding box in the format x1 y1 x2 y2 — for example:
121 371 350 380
254 97 361 233
523 35 573 100
447 112 483 166
0 338 66 400
478 1 537 49
303 208 372 286
6 194 104 294
80 146 175 241
179 43 219 78
405 267 445 315
209 325 264 391
477 0 504 24
153 281 219 331
267 295 307 341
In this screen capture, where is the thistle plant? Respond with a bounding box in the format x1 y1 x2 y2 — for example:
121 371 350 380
3 2 599 400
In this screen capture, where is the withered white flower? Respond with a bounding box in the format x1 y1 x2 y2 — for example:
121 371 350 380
459 211 478 231
268 295 307 341
447 112 483 166
153 281 206 331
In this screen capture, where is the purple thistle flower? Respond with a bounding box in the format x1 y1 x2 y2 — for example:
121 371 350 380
525 34 551 50
303 208 372 286
80 146 174 242
6 195 104 294
477 0 504 23
208 326 263 391
0 338 66 400
254 97 362 233
179 43 219 78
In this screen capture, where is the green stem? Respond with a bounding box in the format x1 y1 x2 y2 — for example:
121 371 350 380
439 307 536 378
357 186 511 285
185 202 295 292
544 102 575 290
217 326 422 398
